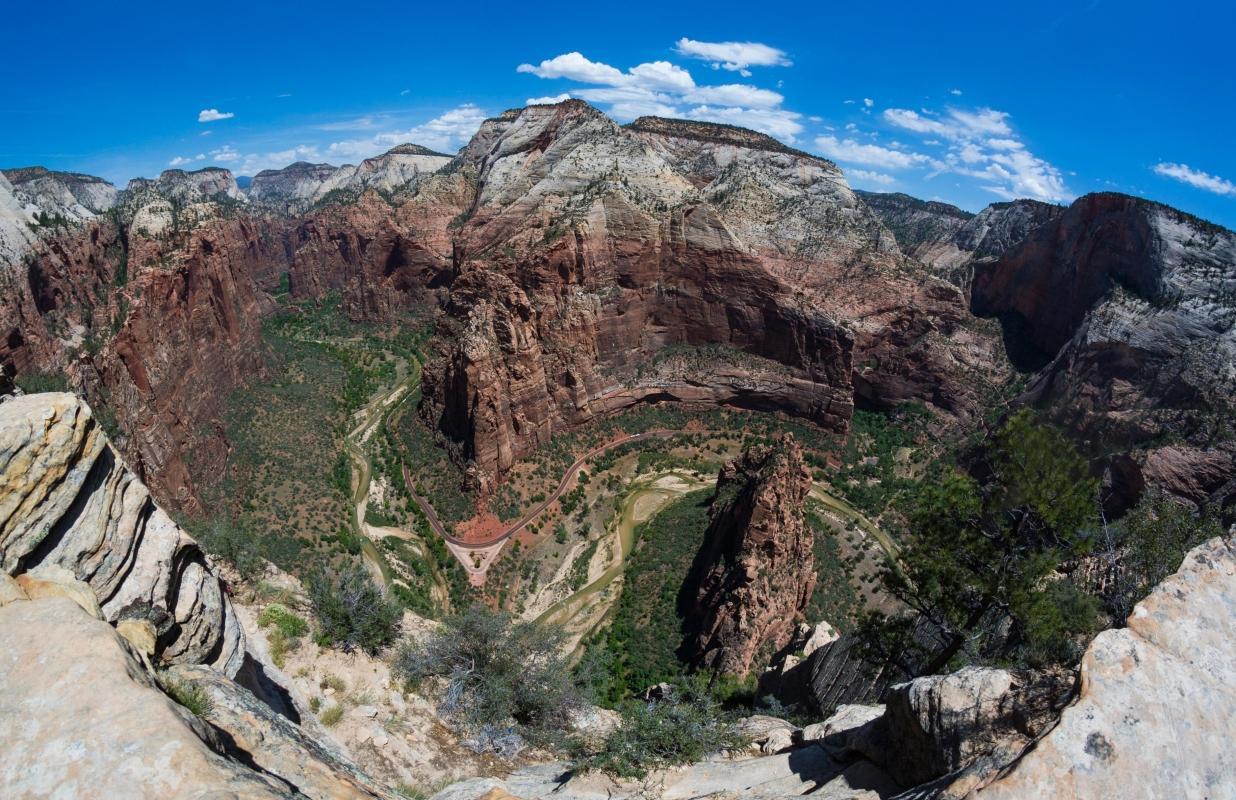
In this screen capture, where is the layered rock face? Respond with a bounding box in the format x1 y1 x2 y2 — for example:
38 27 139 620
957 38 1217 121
420 102 999 489
972 193 1236 512
683 434 815 676
0 392 245 673
0 151 453 510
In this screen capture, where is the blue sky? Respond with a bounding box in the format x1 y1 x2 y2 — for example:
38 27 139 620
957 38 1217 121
3 0 1234 227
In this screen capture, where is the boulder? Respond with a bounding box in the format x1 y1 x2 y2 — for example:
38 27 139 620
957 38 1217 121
827 666 1069 789
977 536 1236 799
15 564 103 619
0 597 292 799
800 705 883 743
0 572 28 606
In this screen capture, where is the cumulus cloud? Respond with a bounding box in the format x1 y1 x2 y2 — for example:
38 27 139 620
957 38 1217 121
198 108 234 122
950 88 963 96
518 52 628 84
527 93 573 106
210 145 240 163
1153 162 1236 196
882 105 1069 201
327 104 487 159
685 84 783 109
848 169 896 186
814 135 935 170
674 38 791 76
518 46 801 141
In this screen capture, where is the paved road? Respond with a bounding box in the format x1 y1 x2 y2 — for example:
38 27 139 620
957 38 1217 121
404 430 678 549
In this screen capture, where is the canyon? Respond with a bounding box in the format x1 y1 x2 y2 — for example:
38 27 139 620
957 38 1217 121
1 97 1234 798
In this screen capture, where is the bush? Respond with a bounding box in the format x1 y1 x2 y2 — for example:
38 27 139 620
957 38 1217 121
196 515 263 582
258 604 309 640
14 370 71 394
320 704 344 726
163 675 214 719
394 604 581 748
307 566 401 655
577 677 747 779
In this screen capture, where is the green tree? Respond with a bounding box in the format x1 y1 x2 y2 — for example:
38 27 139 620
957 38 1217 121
307 566 401 655
872 410 1100 674
394 604 581 749
1100 491 1225 622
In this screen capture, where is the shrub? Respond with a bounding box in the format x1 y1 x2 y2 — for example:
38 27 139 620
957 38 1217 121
577 677 746 779
14 370 71 394
320 704 344 726
394 604 581 748
258 604 309 640
307 566 401 655
163 675 214 719
196 515 262 582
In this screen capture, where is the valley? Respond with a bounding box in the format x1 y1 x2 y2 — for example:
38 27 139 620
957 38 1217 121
1 95 1233 799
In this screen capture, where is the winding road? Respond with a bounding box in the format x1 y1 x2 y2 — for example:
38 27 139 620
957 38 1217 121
403 429 679 549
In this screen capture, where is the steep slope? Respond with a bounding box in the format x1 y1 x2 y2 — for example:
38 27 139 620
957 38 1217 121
683 435 815 676
419 101 1007 491
855 190 974 261
0 392 245 673
972 192 1236 511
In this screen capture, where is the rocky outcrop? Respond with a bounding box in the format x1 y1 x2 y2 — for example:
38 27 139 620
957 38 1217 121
0 596 295 799
420 101 1002 490
249 144 453 214
0 392 244 674
856 191 974 263
972 193 1236 513
977 535 1236 799
683 435 815 676
169 663 396 799
0 594 390 799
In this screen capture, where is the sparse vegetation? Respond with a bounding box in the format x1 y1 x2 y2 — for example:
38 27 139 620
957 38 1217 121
394 604 581 751
307 566 401 655
162 675 213 719
575 677 746 779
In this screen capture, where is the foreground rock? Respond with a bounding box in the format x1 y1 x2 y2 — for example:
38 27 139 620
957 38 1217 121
0 392 244 674
0 596 294 798
684 434 815 676
977 535 1236 798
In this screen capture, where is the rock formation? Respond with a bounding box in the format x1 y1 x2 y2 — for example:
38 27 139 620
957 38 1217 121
420 102 1003 491
0 392 244 674
972 193 1236 513
249 144 452 214
977 535 1236 798
683 434 815 676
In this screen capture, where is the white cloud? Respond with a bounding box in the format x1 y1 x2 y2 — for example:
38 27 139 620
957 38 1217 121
210 145 240 163
199 130 212 137
882 105 1069 202
684 84 783 109
198 108 234 123
863 98 874 108
848 169 896 186
400 89 410 96
168 155 205 167
517 52 627 84
814 135 934 169
674 38 791 73
685 106 803 142
1153 162 1236 196
949 88 963 96
527 93 573 106
627 60 696 92
328 103 487 159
